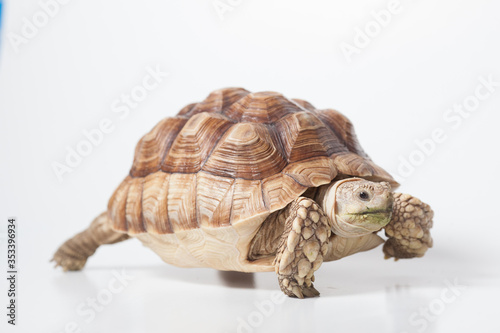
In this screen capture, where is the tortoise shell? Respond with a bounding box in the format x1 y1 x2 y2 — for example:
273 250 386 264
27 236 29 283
107 88 397 271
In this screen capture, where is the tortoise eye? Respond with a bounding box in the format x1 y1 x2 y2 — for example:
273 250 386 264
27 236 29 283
359 191 370 201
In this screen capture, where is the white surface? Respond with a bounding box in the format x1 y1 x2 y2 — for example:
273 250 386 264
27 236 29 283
1 0 500 332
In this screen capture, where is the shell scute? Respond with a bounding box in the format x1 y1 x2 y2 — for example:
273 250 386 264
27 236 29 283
223 91 298 123
130 117 187 177
196 172 234 228
202 122 287 179
276 111 348 163
161 112 234 173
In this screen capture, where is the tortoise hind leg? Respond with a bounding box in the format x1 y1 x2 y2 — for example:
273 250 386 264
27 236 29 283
274 197 331 298
52 212 129 271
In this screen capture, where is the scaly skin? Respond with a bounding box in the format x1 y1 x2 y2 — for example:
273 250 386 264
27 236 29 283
52 213 129 271
274 197 331 298
383 193 434 259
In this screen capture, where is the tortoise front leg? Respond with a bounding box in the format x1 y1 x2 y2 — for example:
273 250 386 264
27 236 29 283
52 212 130 271
383 193 434 260
274 197 331 298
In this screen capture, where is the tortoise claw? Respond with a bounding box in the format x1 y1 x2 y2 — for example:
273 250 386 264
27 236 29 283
289 284 320 299
292 286 304 299
301 286 320 298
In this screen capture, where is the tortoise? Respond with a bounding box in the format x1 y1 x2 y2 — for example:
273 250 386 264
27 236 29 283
53 88 434 298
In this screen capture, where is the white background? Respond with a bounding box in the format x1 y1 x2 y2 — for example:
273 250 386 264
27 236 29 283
1 0 500 332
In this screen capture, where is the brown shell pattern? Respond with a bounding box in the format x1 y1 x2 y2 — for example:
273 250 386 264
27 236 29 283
108 88 396 235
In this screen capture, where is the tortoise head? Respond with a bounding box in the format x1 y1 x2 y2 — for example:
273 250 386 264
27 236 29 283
321 178 393 237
